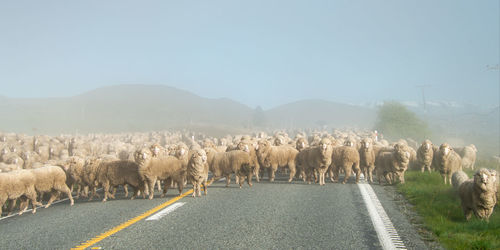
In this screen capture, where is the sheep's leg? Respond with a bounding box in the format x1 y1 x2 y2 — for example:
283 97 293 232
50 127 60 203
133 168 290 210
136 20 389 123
109 187 117 199
288 163 296 183
254 165 260 182
177 180 184 194
45 190 59 208
148 178 157 199
356 169 361 184
56 183 74 206
225 175 231 187
197 181 202 197
247 171 253 187
156 180 162 192
329 167 335 182
6 199 16 215
342 166 351 184
82 186 89 198
270 165 278 182
23 190 40 215
0 197 7 217
192 181 197 197
123 184 129 198
102 181 110 202
464 206 472 221
384 173 392 185
130 187 139 200
202 180 208 195
18 197 29 214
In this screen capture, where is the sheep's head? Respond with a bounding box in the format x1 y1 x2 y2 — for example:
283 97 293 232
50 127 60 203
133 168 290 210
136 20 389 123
422 140 433 151
361 138 373 150
149 144 161 157
296 138 308 151
439 143 452 156
175 144 188 158
134 148 150 165
343 138 355 147
191 149 207 165
237 142 250 152
474 168 495 192
256 140 271 152
395 144 410 165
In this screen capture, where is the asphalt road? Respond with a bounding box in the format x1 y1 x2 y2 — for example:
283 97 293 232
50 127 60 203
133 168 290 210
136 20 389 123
0 174 429 249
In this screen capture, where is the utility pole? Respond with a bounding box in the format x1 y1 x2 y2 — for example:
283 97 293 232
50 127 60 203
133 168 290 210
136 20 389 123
416 84 431 113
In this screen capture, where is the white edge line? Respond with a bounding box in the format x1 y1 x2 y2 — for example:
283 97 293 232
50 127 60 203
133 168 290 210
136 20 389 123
146 202 185 221
358 183 405 250
0 188 102 221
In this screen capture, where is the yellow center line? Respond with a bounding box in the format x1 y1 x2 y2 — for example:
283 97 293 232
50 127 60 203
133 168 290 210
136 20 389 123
71 189 194 250
72 180 216 250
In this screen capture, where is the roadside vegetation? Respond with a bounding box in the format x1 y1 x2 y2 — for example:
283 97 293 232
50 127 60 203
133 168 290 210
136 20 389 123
397 165 500 250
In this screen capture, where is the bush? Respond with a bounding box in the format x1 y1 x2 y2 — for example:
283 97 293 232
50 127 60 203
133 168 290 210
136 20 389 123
375 101 431 141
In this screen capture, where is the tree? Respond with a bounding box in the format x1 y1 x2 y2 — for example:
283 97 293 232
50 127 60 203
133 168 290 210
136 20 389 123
374 101 430 141
252 106 267 127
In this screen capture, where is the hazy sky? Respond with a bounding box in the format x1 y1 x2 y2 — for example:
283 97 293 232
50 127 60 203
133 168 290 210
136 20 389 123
0 0 498 109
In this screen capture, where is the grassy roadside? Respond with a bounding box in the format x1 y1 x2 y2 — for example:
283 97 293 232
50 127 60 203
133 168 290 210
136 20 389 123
397 170 500 250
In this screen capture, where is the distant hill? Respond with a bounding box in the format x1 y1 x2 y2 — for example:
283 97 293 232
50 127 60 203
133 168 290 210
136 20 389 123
0 85 255 135
0 85 377 136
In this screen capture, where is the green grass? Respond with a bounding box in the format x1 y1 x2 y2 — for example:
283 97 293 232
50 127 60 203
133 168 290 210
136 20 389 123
397 170 500 250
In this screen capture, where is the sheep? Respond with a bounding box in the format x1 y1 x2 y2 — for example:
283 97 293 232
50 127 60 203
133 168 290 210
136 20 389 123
255 140 298 182
205 147 252 187
82 157 104 201
452 169 498 221
64 156 87 198
455 144 477 169
436 143 462 185
187 149 208 197
236 140 260 184
297 138 333 185
97 160 145 202
134 149 186 200
0 170 42 216
331 144 361 184
295 137 308 152
375 144 411 185
416 140 434 173
0 162 21 173
29 165 74 208
359 138 376 183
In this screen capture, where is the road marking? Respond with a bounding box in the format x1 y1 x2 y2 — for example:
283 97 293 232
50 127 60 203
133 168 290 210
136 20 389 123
358 183 407 250
0 189 102 221
145 202 185 221
72 189 193 250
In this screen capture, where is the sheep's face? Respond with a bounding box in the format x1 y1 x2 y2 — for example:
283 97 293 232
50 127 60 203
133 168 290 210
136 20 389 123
257 140 270 152
422 140 432 151
361 139 372 150
395 148 410 165
474 169 495 192
134 149 150 165
191 149 207 164
296 139 307 151
237 142 250 152
439 144 451 156
150 145 161 157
